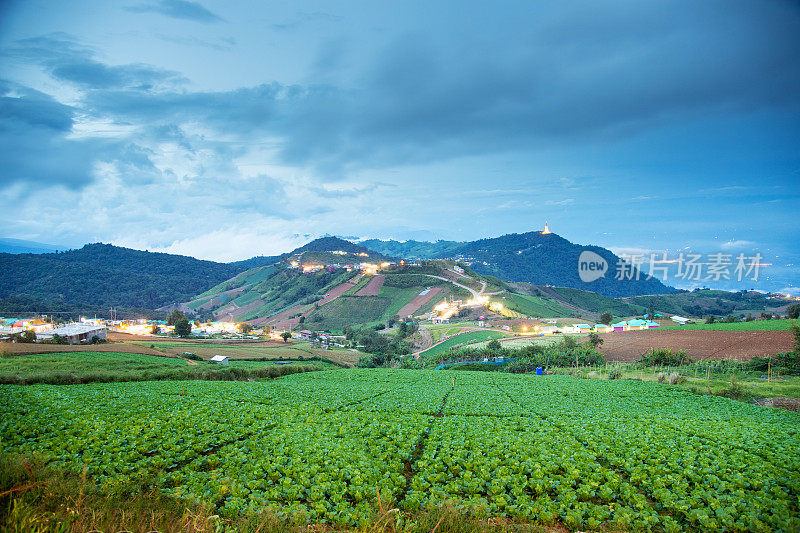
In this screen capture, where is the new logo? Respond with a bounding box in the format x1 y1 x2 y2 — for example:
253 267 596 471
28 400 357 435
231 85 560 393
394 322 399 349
578 251 607 282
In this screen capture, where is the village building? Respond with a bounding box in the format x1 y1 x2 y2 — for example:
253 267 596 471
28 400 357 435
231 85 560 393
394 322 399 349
37 323 107 344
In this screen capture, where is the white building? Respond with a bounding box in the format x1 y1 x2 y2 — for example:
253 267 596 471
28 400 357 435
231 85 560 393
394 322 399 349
210 355 229 365
37 323 107 344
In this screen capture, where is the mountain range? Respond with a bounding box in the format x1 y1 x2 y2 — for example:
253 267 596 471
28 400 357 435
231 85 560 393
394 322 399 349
360 231 671 297
0 230 672 318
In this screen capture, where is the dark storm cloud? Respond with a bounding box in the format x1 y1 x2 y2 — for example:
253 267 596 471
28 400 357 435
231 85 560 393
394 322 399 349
70 1 799 174
125 0 223 23
0 81 97 187
5 1 799 187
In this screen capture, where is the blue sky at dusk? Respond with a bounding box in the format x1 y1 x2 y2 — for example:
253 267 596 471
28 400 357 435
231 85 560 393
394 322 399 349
0 1 798 293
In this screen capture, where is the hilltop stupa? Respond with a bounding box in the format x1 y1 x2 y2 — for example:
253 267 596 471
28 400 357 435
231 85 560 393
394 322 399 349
542 221 552 234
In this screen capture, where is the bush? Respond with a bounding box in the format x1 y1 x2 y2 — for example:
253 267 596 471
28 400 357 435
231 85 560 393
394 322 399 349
637 348 692 367
608 368 622 380
657 372 667 383
716 376 750 401
668 373 686 385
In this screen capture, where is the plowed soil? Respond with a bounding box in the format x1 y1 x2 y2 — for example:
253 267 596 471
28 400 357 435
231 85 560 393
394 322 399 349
355 275 384 296
589 329 794 362
397 287 442 318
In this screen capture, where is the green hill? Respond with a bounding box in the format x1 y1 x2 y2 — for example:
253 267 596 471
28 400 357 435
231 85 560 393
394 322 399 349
361 230 674 297
623 289 780 318
0 244 246 316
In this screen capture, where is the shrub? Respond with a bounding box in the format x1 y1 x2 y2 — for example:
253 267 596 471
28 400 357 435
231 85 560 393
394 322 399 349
608 368 622 380
668 373 686 385
657 372 667 383
716 376 750 401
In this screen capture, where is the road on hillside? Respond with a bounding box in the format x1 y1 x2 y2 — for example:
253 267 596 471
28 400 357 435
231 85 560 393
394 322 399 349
423 275 482 299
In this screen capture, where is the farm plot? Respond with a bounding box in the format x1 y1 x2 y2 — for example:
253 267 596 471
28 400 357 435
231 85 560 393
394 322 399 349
0 340 164 356
419 330 510 358
396 287 442 318
355 274 384 296
1 370 799 531
140 341 361 366
0 351 326 385
593 329 795 362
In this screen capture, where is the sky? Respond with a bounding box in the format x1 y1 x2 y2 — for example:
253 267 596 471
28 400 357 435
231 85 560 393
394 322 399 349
0 0 798 293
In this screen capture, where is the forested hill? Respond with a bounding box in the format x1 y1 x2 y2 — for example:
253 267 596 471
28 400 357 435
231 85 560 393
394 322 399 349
362 231 674 297
0 243 248 312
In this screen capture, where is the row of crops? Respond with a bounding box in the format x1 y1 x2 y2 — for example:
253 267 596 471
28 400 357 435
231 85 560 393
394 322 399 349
1 370 799 530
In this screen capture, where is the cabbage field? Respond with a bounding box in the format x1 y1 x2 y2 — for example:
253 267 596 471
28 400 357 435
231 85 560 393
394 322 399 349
1 370 799 531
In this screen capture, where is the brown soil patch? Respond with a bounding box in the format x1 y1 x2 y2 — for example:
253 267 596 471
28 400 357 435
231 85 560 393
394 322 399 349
356 275 384 296
755 397 800 412
215 298 266 321
397 287 443 318
590 329 794 362
309 282 355 309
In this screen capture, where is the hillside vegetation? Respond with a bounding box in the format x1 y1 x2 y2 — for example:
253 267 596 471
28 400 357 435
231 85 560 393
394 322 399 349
0 244 246 314
362 231 674 297
624 289 777 317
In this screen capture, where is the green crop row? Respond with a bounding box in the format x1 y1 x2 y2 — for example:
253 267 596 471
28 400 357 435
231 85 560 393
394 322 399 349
1 370 798 530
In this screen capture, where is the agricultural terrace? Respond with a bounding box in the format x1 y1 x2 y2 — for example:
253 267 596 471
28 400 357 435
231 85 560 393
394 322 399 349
0 351 326 385
418 330 510 357
1 370 798 531
128 340 362 367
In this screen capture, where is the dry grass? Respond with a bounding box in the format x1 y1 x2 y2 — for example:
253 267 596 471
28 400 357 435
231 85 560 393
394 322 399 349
0 455 560 533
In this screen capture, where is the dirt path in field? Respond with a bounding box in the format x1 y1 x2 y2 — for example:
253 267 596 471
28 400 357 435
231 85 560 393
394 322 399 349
398 287 443 318
588 329 794 362
184 359 198 365
355 275 384 296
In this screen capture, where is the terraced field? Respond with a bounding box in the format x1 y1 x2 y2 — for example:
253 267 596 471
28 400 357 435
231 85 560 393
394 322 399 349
2 370 798 531
419 330 510 357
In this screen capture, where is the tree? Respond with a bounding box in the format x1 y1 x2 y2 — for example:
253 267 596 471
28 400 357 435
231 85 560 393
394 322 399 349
706 315 716 324
647 305 655 319
167 309 186 326
599 312 613 325
280 332 291 343
18 330 36 343
239 323 253 334
788 304 800 320
792 323 800 354
150 324 159 334
174 318 192 338
487 338 502 353
587 332 604 348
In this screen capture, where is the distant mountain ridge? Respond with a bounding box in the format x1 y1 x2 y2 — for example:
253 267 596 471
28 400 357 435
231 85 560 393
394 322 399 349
0 238 64 254
0 237 390 317
0 233 672 318
361 231 673 297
